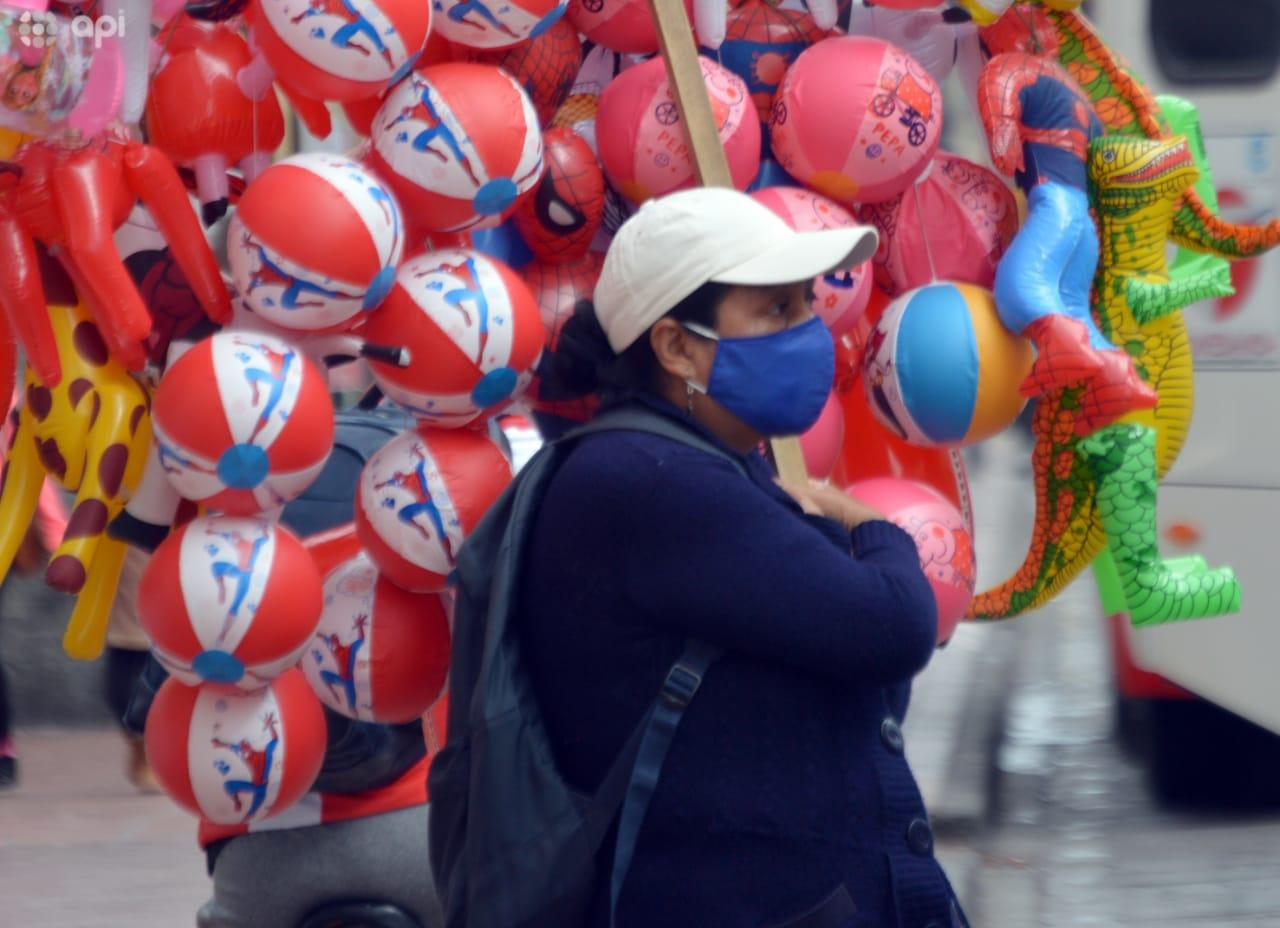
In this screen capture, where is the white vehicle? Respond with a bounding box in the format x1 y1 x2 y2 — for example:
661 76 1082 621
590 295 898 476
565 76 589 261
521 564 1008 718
1084 0 1280 799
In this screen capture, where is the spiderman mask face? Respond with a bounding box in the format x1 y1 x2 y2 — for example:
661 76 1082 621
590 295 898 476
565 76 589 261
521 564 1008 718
513 127 605 264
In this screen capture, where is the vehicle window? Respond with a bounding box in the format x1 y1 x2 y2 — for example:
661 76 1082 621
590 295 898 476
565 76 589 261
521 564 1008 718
1150 0 1280 85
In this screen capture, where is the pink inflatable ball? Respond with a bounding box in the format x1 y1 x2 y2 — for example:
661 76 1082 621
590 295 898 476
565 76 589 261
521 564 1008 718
857 151 1018 297
749 185 874 336
799 391 844 479
770 36 943 205
845 476 974 644
567 0 694 54
433 0 568 51
596 55 761 204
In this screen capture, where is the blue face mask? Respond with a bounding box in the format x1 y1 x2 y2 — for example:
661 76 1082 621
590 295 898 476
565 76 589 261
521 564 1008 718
683 316 835 437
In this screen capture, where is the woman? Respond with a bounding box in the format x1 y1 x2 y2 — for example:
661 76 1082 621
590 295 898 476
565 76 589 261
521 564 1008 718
518 188 968 928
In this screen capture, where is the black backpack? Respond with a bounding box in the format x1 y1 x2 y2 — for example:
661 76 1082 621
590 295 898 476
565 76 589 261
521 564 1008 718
428 405 748 928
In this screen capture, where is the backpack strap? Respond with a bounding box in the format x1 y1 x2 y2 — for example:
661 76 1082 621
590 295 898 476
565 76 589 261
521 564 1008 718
561 405 751 479
607 639 720 927
555 404 745 925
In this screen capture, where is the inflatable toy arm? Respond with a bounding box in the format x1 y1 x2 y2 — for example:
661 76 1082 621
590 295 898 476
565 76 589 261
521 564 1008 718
1079 423 1240 628
1172 195 1280 261
1126 267 1232 326
0 204 62 386
0 415 47 588
123 142 233 324
62 536 128 660
44 368 151 596
976 57 1027 176
53 150 151 370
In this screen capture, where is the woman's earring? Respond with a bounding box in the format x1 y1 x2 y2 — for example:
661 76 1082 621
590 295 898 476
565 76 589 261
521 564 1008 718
685 381 696 416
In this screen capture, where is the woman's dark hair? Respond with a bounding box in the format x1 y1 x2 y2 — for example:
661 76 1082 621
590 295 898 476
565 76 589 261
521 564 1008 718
540 282 727 402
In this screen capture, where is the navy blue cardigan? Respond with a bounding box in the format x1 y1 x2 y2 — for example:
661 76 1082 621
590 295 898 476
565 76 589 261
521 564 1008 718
517 395 965 928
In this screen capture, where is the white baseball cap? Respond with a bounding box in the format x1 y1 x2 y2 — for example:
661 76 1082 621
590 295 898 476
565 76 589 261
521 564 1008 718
593 187 879 354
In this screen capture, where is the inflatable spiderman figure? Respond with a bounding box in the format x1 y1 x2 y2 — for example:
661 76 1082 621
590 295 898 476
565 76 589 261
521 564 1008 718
978 49 1156 430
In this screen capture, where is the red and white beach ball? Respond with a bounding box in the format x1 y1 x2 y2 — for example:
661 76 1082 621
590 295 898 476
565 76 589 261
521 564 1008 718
228 153 405 333
363 249 546 427
146 669 326 824
355 426 513 592
152 332 335 514
300 553 451 722
597 55 760 203
139 515 325 689
750 185 874 336
433 0 567 50
771 36 942 205
250 0 431 102
845 477 974 644
370 64 544 235
566 0 693 54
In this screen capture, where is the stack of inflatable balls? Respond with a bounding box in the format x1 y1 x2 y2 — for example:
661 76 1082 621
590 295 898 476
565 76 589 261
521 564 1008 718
143 331 336 824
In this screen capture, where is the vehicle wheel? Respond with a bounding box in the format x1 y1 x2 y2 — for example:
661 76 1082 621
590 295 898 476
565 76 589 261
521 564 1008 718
1147 698 1280 808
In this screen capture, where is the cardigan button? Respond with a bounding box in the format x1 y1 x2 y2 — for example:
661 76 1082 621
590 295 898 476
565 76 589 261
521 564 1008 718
906 818 934 856
880 717 905 754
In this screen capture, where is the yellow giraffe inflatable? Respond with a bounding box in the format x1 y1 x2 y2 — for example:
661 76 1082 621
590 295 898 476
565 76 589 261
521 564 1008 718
0 300 151 660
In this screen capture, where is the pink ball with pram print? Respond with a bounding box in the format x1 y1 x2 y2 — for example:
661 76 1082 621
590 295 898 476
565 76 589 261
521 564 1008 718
596 55 760 204
145 669 326 824
749 185 873 336
247 0 431 102
843 477 974 645
138 515 325 690
300 553 451 723
151 331 336 516
355 426 512 593
770 36 942 205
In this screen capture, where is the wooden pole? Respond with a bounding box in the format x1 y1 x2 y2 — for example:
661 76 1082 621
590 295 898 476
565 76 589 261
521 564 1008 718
648 0 812 484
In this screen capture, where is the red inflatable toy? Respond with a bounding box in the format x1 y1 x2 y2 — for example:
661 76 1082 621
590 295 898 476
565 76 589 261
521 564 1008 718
355 426 513 592
300 553 451 722
597 55 760 203
139 514 324 690
513 127 605 265
146 669 326 824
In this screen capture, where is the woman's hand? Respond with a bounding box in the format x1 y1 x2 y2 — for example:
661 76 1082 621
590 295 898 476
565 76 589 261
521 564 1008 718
776 479 886 531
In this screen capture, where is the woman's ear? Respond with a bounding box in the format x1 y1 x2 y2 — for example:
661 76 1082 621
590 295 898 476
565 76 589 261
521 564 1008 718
649 317 705 383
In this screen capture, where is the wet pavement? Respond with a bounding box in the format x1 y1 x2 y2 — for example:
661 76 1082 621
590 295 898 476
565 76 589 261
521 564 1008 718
945 578 1280 927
